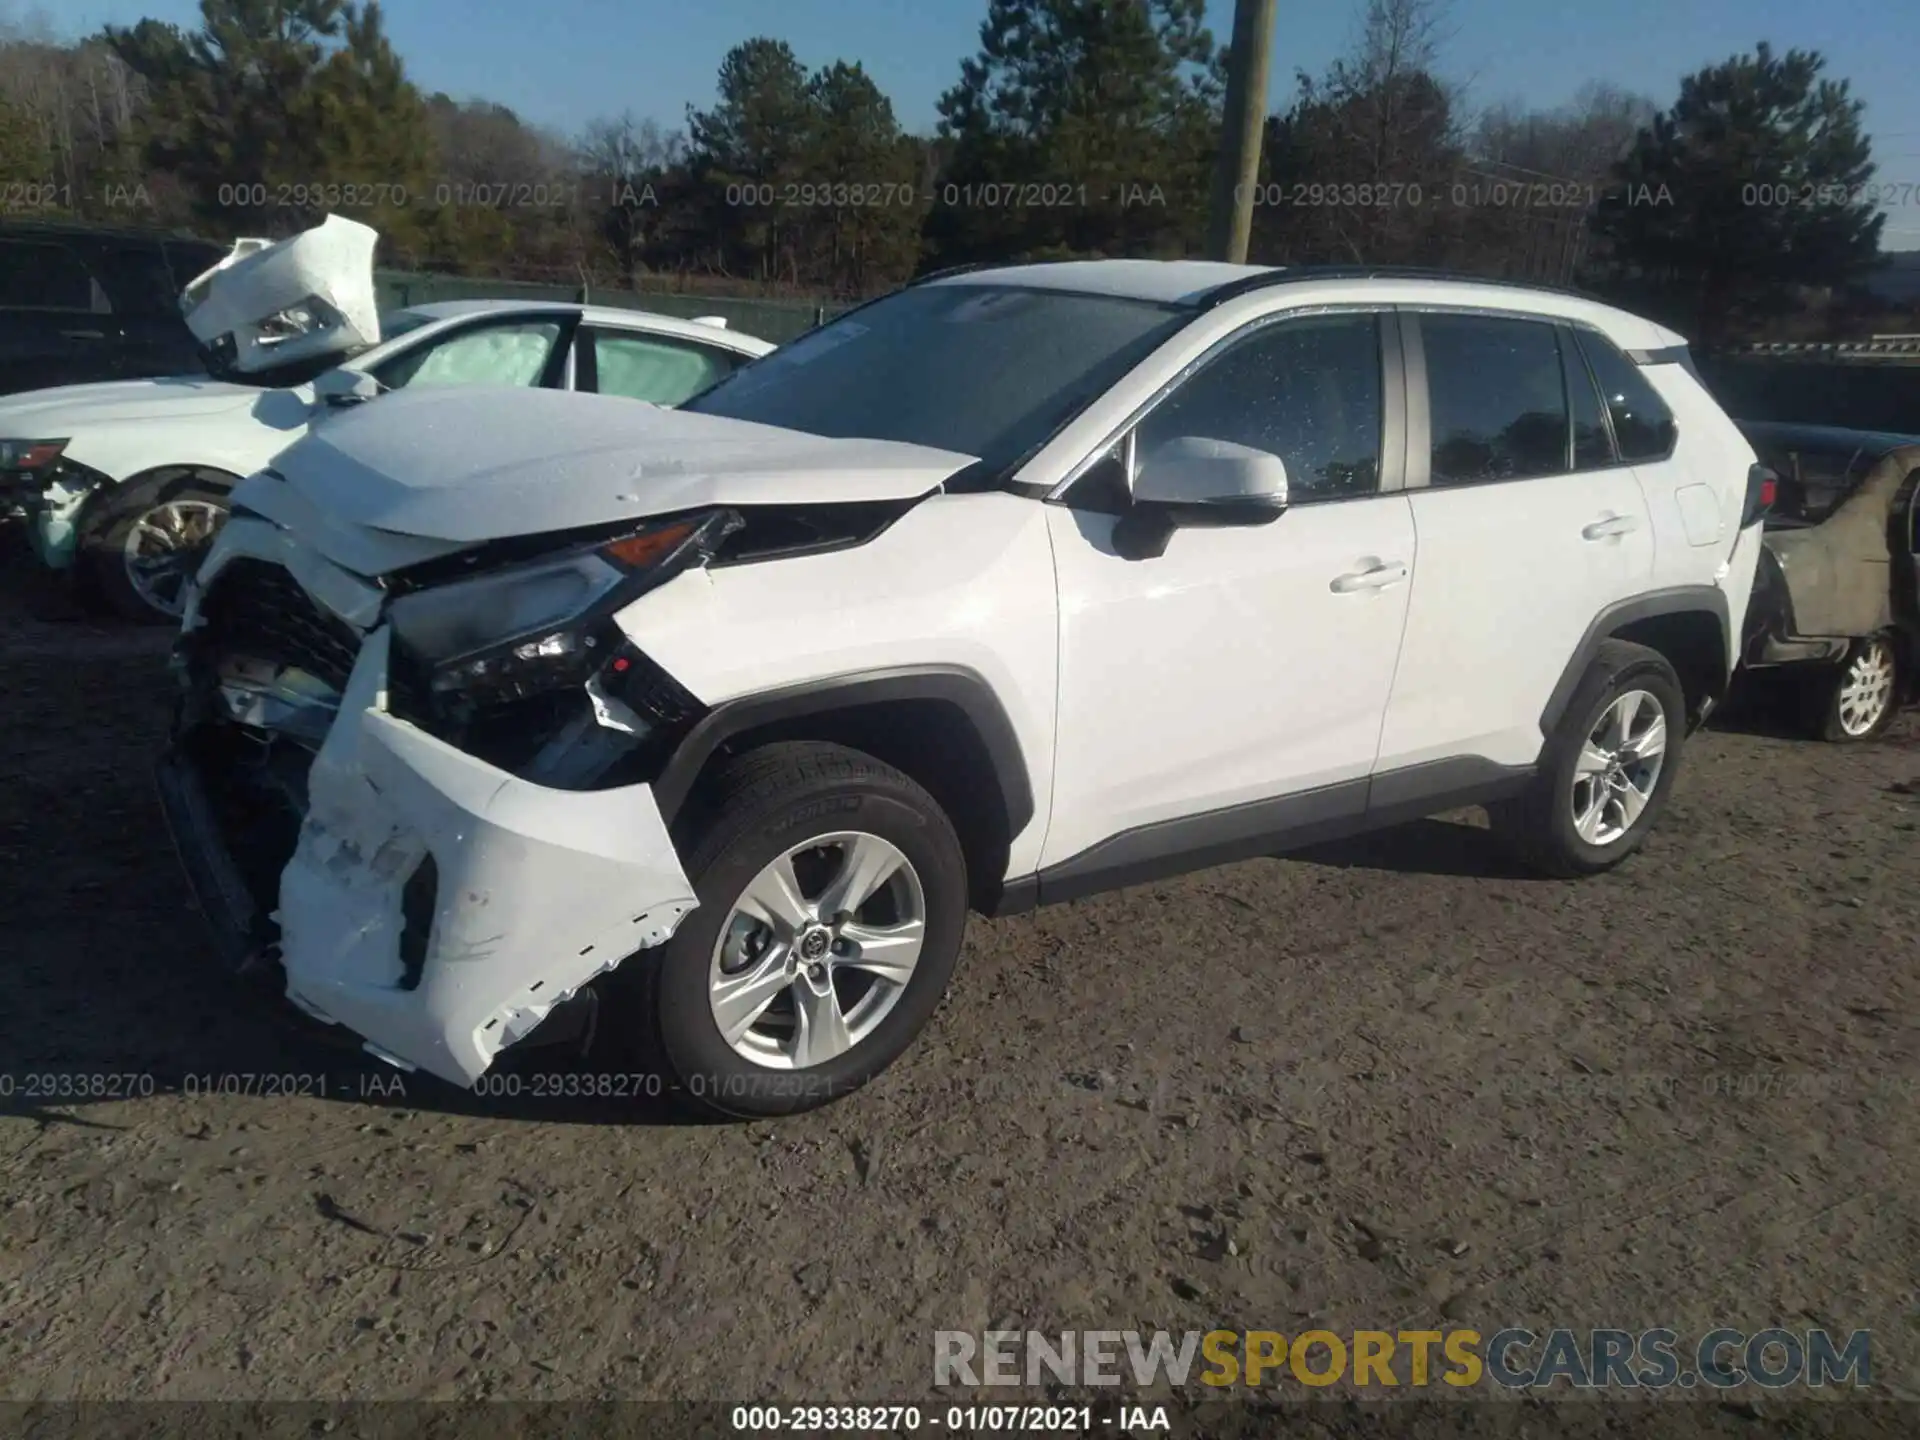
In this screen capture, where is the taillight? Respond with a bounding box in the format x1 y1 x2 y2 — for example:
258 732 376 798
1742 464 1777 527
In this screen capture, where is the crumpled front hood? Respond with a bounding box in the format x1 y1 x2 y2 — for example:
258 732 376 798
266 385 978 548
0 376 275 431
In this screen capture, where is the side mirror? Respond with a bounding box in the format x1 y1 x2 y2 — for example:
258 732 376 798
314 367 382 407
1133 435 1291 510
1114 436 1289 560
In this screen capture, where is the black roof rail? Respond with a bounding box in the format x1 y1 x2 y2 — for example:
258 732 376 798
1197 264 1604 309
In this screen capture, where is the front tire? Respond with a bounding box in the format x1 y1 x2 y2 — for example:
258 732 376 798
1803 635 1899 743
78 468 232 623
1493 640 1686 878
608 741 969 1119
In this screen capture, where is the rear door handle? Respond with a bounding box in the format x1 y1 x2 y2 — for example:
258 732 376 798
1330 561 1409 593
1582 514 1639 540
60 329 107 341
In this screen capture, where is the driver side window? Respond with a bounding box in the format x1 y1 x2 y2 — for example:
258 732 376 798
1134 313 1384 503
372 318 564 391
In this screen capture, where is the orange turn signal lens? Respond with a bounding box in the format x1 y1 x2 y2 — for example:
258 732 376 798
599 520 698 570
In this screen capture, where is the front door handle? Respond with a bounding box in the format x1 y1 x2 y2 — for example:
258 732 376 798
60 328 107 341
1330 561 1409 594
1582 514 1640 541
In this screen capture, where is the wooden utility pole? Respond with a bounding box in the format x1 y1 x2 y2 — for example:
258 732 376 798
1206 0 1278 263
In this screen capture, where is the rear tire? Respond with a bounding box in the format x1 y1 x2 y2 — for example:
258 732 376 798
1802 635 1899 743
78 468 232 623
600 741 969 1119
1492 640 1686 878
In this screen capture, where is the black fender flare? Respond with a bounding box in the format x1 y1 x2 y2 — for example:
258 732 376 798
1539 586 1732 736
650 664 1036 838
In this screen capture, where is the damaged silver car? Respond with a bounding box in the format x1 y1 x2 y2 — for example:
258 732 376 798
1739 422 1920 741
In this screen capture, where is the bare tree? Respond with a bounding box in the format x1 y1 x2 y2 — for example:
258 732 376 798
577 112 682 286
1266 0 1462 265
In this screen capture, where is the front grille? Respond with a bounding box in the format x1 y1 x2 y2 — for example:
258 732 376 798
614 649 704 732
198 557 362 692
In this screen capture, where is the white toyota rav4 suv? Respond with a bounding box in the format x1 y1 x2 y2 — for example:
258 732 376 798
159 260 1770 1116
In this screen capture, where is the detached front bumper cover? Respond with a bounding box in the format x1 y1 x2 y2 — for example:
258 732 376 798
165 624 699 1087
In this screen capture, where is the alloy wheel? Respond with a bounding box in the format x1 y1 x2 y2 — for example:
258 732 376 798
123 499 226 618
707 831 926 1070
1570 688 1669 847
1836 640 1896 738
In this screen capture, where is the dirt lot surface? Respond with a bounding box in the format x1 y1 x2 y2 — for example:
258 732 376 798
1 538 1916 1426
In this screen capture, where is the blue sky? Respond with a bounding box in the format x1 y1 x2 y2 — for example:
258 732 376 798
30 0 1920 247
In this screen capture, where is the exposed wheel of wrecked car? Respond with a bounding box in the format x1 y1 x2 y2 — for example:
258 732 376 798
1806 634 1901 743
609 741 968 1118
1492 640 1685 878
80 468 231 623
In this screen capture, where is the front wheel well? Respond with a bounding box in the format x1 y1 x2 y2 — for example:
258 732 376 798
1608 609 1728 724
74 462 240 537
677 698 1016 913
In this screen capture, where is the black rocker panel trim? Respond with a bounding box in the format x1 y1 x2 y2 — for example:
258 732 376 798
651 664 1036 840
985 755 1535 917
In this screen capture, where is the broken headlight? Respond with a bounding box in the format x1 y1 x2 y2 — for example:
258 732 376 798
386 510 736 707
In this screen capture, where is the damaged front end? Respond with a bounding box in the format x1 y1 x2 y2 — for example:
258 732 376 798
182 214 382 376
156 507 737 1085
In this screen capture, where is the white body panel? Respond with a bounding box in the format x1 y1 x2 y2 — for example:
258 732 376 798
273 386 975 547
156 260 1764 1086
1039 496 1415 864
182 215 383 372
278 626 695 1086
1376 472 1655 770
621 493 1061 877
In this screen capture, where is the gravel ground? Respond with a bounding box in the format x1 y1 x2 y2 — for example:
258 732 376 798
0 535 1916 1426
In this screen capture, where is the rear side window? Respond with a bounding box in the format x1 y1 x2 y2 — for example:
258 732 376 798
590 330 738 407
0 240 104 312
1420 313 1569 486
90 242 178 318
1576 333 1678 462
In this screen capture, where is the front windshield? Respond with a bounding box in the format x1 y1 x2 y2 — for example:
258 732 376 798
683 283 1188 472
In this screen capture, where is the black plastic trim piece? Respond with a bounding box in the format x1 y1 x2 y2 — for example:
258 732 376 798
651 665 1036 840
1026 778 1370 907
1539 587 1732 737
1625 344 1693 367
1365 755 1534 819
981 755 1538 916
1199 265 1605 312
153 747 267 972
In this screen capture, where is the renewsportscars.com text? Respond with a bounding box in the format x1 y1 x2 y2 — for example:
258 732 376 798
934 1327 1872 1390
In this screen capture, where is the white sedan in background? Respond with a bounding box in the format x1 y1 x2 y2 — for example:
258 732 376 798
0 217 774 620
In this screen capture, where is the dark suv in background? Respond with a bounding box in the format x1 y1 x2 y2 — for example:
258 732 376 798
0 221 230 396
